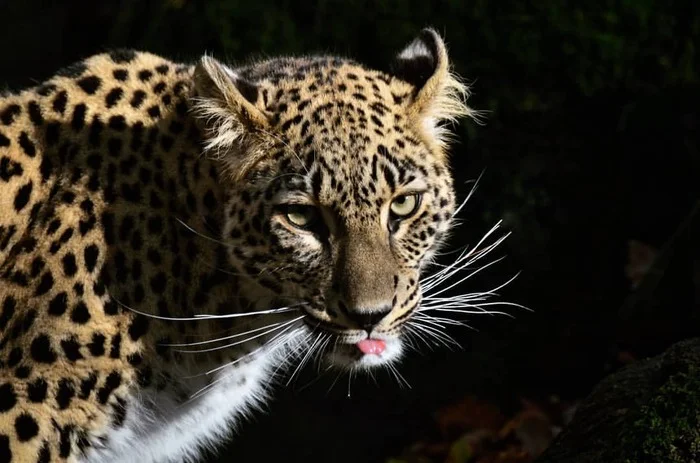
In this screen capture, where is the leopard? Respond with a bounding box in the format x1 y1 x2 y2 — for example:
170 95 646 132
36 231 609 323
0 28 478 462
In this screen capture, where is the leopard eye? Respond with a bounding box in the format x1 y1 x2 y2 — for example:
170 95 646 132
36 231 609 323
390 193 421 219
284 205 319 230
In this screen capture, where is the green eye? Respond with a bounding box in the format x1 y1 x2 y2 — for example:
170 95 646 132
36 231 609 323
390 194 421 218
285 205 319 229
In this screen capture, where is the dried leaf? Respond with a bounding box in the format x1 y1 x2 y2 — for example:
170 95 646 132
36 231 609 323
435 396 506 439
625 239 658 288
498 400 553 457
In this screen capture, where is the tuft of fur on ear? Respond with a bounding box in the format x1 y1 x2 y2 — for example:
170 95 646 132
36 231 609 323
191 55 273 180
393 28 481 148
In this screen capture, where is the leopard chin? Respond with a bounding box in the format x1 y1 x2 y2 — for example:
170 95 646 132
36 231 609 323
298 324 406 370
325 336 405 370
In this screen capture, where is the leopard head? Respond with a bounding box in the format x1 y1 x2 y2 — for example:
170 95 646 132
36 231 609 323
191 29 474 370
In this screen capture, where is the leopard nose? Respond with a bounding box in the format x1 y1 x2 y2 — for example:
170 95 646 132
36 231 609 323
340 302 392 331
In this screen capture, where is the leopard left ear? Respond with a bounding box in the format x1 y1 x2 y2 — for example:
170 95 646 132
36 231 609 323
392 29 476 145
192 55 275 180
192 55 270 155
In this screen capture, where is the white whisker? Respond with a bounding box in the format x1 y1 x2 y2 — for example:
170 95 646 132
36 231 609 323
413 313 473 329
421 221 508 290
174 217 229 247
163 322 285 347
203 324 298 377
187 326 302 402
424 255 506 299
116 297 300 322
425 230 509 289
386 362 411 389
258 128 310 176
175 315 305 353
326 367 345 396
420 307 511 317
191 305 303 319
295 334 334 392
270 325 320 382
450 171 483 220
407 320 460 350
286 331 324 386
404 324 437 350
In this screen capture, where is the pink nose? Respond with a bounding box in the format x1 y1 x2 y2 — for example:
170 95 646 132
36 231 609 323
356 339 386 355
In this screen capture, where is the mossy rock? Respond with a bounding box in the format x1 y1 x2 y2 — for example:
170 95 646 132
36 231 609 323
537 338 700 463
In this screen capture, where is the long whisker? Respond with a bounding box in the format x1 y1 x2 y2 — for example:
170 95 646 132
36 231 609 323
286 330 318 382
425 271 522 303
413 313 474 329
457 301 531 312
286 331 324 386
174 217 230 247
174 316 305 353
424 255 506 299
386 362 411 389
163 322 285 347
114 296 300 322
187 325 303 401
411 314 449 331
407 320 461 350
316 335 333 371
191 304 304 319
422 231 508 287
326 367 345 397
421 220 508 290
422 247 470 262
187 327 294 402
346 368 355 398
423 230 509 290
450 171 484 220
272 327 313 378
295 335 335 392
258 128 310 175
419 306 511 317
403 323 438 351
400 327 420 353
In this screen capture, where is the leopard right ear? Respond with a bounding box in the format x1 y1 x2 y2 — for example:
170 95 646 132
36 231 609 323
391 29 477 147
192 55 271 155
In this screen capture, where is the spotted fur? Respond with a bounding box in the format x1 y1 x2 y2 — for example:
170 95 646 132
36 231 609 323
0 29 473 462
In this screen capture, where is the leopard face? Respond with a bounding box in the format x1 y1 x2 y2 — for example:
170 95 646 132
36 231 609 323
193 29 473 370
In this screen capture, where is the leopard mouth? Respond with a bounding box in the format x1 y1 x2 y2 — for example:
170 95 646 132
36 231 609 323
300 316 405 369
324 335 404 369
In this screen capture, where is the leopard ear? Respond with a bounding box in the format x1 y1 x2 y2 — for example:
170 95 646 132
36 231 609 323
392 29 476 145
192 55 270 156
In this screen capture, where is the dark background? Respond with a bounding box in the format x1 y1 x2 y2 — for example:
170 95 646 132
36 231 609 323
1 1 699 461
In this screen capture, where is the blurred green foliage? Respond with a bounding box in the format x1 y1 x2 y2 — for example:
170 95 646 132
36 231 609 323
2 0 696 262
3 1 697 105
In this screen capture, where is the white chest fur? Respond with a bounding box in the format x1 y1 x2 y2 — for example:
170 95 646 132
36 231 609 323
82 347 281 463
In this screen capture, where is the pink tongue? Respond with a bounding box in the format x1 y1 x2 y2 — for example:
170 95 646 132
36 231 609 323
356 339 386 355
